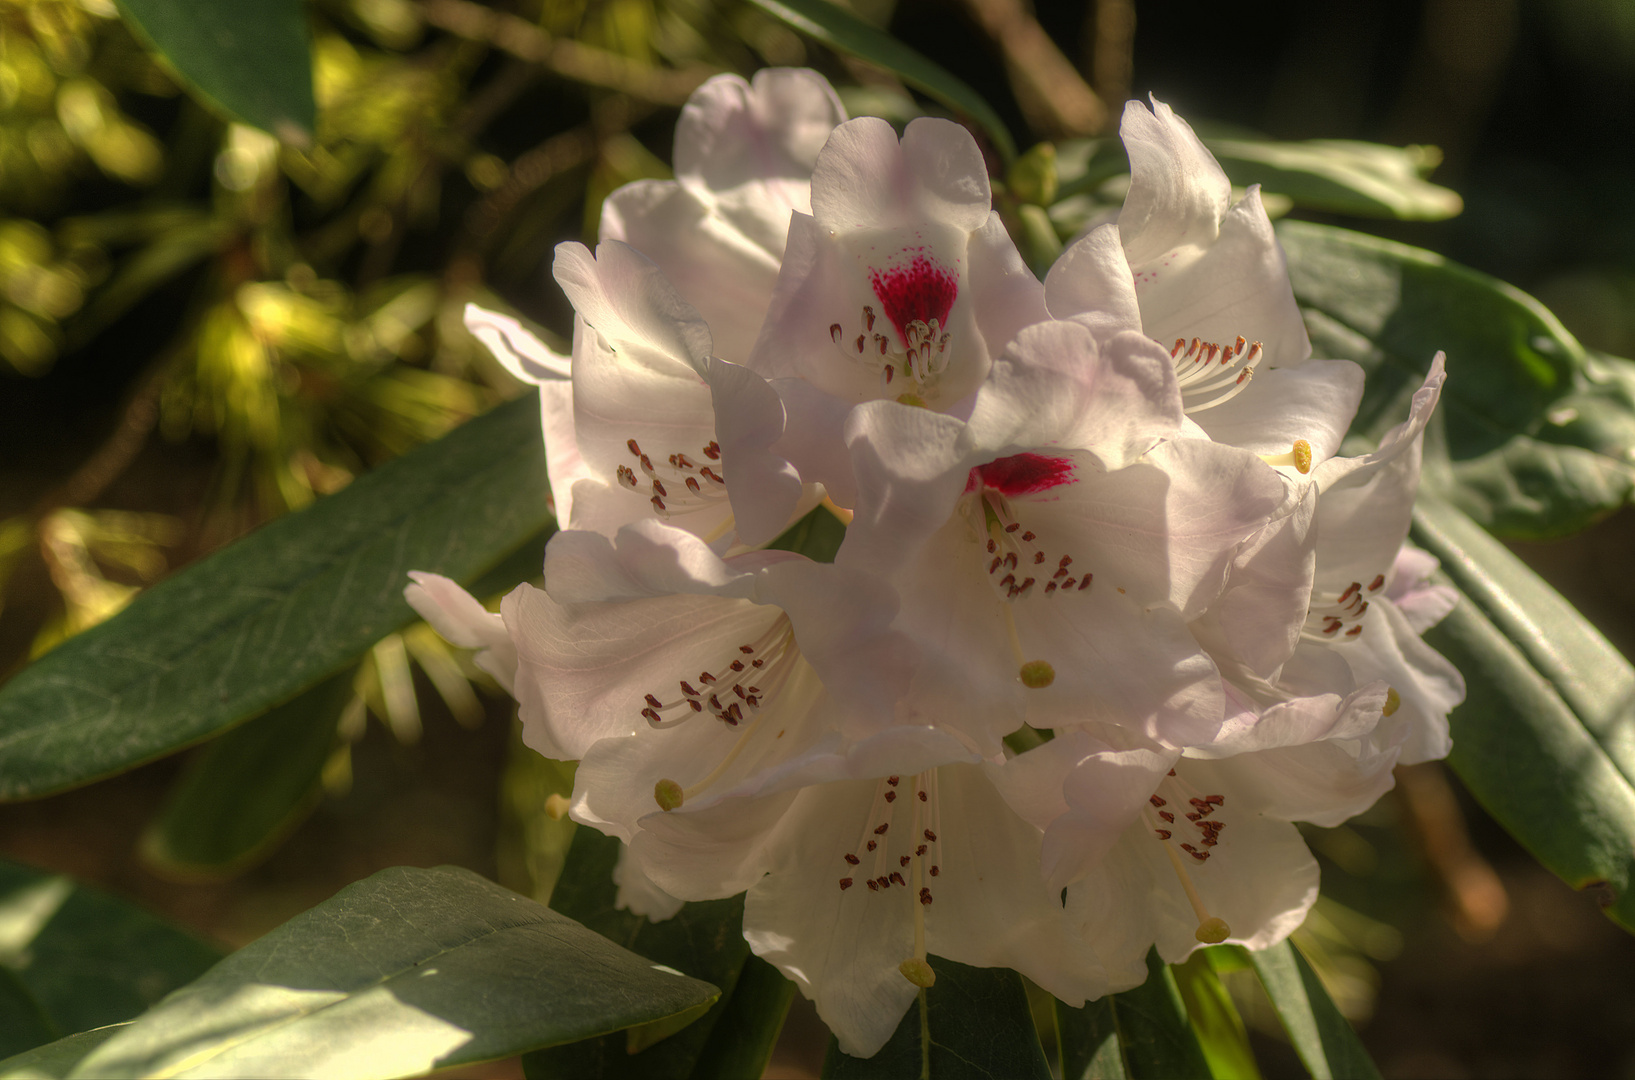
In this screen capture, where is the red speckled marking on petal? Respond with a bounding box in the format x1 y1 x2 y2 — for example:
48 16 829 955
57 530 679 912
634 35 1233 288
870 255 958 342
966 453 1077 496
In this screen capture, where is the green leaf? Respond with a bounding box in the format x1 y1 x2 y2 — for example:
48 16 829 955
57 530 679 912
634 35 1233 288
0 1026 127 1080
524 828 750 1079
0 861 221 1041
686 956 795 1080
71 865 719 1080
1173 952 1261 1080
1410 494 1635 928
766 504 848 563
823 957 1051 1079
746 0 1017 162
0 968 56 1059
1247 940 1380 1080
114 0 316 142
1278 220 1635 538
1055 997 1125 1080
1058 951 1211 1080
139 668 353 878
1204 139 1461 220
0 395 552 801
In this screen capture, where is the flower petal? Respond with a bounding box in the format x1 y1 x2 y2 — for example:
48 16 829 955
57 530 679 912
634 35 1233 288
1117 97 1230 269
404 572 518 693
463 304 571 381
1042 222 1143 344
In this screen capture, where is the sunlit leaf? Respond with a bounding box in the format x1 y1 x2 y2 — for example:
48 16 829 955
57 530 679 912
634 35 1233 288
524 829 749 1079
115 0 316 142
1173 952 1260 1080
139 668 354 878
1279 221 1635 538
71 866 719 1079
1206 139 1461 220
747 0 1018 162
766 504 848 563
0 1026 127 1080
0 861 220 1043
1247 940 1380 1080
1411 494 1635 930
0 396 552 800
823 958 1051 1079
1055 997 1125 1080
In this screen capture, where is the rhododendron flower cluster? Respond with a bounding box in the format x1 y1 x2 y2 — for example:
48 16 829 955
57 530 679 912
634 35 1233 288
412 69 1464 1058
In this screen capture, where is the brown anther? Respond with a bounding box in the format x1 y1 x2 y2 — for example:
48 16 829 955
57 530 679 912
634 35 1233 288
1369 574 1386 591
704 441 721 460
1033 551 1046 564
729 660 745 672
1004 522 1021 533
645 694 663 709
1078 574 1092 590
986 539 997 554
627 439 642 456
923 829 937 841
916 844 928 856
651 496 667 513
919 888 933 905
930 866 940 876
1022 531 1036 542
699 672 716 685
845 853 860 865
917 791 928 802
1150 795 1166 807
867 840 877 852
900 855 911 867
885 791 897 803
642 707 661 724
855 334 866 353
1155 829 1172 839
866 879 879 892
651 479 667 498
1159 811 1175 823
864 305 876 331
878 876 892 889
840 877 854 890
888 776 899 786
874 823 890 835
751 658 764 668
1346 625 1364 637
1338 582 1361 603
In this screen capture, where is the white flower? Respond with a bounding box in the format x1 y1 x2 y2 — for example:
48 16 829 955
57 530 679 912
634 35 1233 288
469 239 813 546
1288 355 1465 762
601 68 847 367
837 319 1295 752
992 680 1399 983
631 753 1109 1058
1044 98 1364 472
734 114 1049 514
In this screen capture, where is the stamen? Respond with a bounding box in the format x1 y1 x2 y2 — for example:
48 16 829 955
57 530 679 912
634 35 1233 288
1161 840 1232 944
1259 439 1313 475
1383 687 1401 717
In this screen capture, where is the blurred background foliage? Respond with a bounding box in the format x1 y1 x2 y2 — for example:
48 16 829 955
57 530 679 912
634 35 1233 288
2 0 1635 1076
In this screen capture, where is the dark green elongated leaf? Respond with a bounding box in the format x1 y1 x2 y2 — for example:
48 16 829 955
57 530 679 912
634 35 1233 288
1205 139 1461 220
823 957 1051 1079
72 865 719 1080
1410 496 1635 929
766 504 848 563
1278 221 1635 538
1173 953 1260 1080
0 1025 127 1080
1413 496 1635 789
0 395 552 801
114 0 316 142
524 828 749 1079
1055 997 1126 1080
1248 940 1380 1080
0 861 221 1040
0 968 56 1059
140 668 353 878
1102 950 1212 1079
747 0 1018 162
685 956 795 1080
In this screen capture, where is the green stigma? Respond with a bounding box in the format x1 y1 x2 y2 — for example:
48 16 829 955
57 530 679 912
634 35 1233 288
1019 660 1056 689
